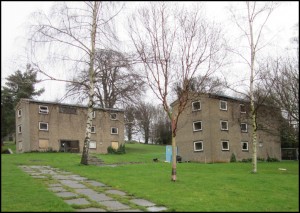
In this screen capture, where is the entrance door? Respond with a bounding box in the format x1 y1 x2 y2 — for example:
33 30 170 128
60 140 80 153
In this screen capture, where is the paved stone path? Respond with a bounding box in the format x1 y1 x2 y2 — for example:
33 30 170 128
19 165 168 212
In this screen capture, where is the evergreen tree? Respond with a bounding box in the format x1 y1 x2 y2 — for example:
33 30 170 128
1 64 44 140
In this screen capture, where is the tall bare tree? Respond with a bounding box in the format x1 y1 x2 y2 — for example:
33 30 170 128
229 1 277 173
135 102 156 144
66 49 145 108
29 1 123 165
128 2 226 181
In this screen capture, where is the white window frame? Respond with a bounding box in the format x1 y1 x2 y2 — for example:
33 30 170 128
193 121 202 131
92 111 96 119
221 140 229 151
241 142 248 151
110 113 117 120
240 104 246 113
220 100 227 111
39 122 49 131
89 141 97 149
194 141 203 151
192 101 201 111
39 105 49 114
111 127 118 134
91 126 96 133
17 109 22 117
241 123 248 132
18 125 22 133
220 120 228 131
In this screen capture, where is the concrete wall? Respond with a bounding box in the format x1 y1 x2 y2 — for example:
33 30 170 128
15 99 124 153
175 93 281 163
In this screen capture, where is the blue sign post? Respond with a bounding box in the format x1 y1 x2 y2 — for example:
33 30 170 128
166 145 177 162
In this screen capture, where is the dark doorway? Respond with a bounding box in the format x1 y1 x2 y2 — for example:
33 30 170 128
60 140 80 153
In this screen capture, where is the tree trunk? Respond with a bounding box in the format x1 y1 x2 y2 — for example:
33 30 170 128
171 134 177 181
80 1 98 165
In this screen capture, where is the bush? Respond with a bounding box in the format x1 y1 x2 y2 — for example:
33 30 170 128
107 144 126 154
230 153 237 162
267 155 279 162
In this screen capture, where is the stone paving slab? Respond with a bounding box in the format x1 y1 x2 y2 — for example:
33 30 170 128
147 206 168 212
55 191 78 198
105 189 127 196
65 198 90 205
59 180 87 188
130 199 156 207
18 165 168 212
75 189 113 202
52 175 73 180
99 200 131 211
85 180 106 187
76 207 106 212
48 186 67 192
49 183 62 187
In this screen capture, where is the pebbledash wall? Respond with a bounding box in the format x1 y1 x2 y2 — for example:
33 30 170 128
173 93 282 163
15 99 124 154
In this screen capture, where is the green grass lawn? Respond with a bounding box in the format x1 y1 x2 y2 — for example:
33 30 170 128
1 143 299 212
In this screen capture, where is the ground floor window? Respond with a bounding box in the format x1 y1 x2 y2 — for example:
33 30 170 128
111 141 119 149
194 141 203 151
39 139 49 149
89 140 97 149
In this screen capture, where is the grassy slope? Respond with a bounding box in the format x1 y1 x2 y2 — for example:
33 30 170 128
1 143 299 212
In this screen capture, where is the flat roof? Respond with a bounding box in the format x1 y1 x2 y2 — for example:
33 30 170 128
19 98 124 112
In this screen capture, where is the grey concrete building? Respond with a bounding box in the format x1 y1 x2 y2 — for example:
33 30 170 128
173 93 282 163
15 99 124 153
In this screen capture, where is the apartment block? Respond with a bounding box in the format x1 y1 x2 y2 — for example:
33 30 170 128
15 99 124 153
173 93 281 163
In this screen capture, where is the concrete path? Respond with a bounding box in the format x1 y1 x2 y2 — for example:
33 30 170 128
19 165 168 212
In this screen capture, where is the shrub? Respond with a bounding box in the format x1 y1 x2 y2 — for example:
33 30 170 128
230 153 237 162
107 144 126 154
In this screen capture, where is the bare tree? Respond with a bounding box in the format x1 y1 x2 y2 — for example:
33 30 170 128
229 1 277 173
28 1 124 165
135 102 156 144
124 105 138 141
128 2 226 181
67 49 145 108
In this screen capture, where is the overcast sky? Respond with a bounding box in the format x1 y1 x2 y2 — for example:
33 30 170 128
1 1 299 104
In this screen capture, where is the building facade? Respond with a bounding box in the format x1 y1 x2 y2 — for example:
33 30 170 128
15 99 124 154
173 93 282 163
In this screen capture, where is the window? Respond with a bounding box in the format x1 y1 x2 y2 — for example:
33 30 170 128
220 100 227 111
18 125 22 133
110 113 117 120
39 105 49 114
192 101 201 111
221 141 229 151
220 121 228 131
39 122 48 131
91 126 96 133
89 141 97 149
193 121 202 131
39 139 49 149
17 109 22 117
18 141 23 151
240 104 246 113
59 106 77 114
111 141 119 149
194 141 203 151
241 123 248 132
111 127 118 134
92 111 96 118
241 142 248 151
